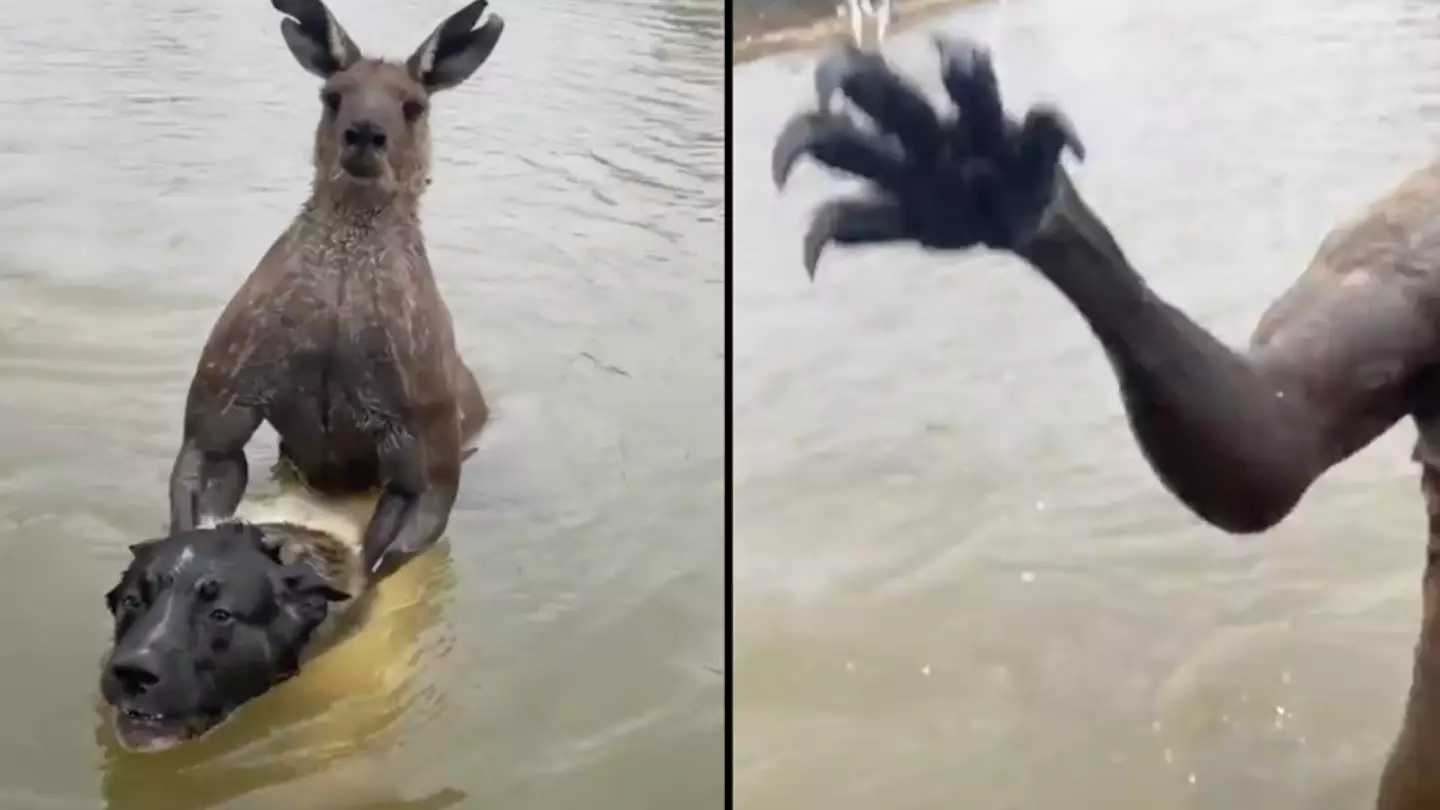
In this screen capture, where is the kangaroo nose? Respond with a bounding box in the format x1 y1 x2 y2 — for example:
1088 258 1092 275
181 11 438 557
343 120 388 150
109 652 163 697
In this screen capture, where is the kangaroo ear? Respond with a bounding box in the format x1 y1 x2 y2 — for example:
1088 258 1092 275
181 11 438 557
406 0 505 93
272 0 363 79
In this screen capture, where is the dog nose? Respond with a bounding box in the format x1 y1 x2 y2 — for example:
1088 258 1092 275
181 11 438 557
109 652 163 696
343 120 387 150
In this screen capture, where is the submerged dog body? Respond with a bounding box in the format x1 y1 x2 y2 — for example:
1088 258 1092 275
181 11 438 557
103 462 390 753
168 0 502 583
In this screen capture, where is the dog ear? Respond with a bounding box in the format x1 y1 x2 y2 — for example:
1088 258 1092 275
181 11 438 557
280 564 352 604
232 523 289 564
109 537 163 614
406 0 505 93
127 537 163 559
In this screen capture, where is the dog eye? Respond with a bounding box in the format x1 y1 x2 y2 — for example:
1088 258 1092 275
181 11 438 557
403 99 426 122
321 90 342 114
209 608 234 623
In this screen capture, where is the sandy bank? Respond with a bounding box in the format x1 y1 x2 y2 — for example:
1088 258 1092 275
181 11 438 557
732 0 984 64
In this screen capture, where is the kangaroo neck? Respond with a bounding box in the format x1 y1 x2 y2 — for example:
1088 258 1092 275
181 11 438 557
286 194 429 288
307 177 423 227
298 190 423 243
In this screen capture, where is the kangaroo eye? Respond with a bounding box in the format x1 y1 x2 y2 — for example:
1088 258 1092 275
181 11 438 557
322 90 342 113
403 99 426 122
209 608 234 623
122 595 143 611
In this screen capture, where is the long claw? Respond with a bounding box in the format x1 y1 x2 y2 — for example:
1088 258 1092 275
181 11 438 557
814 46 942 164
1037 105 1086 162
803 197 908 279
772 110 908 191
773 111 828 189
1018 104 1086 177
814 41 866 112
933 35 1006 150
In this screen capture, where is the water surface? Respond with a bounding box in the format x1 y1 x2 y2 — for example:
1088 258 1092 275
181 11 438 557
736 0 1440 807
0 0 725 807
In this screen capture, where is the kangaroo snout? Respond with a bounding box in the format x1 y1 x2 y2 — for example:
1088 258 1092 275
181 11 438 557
338 118 387 179
343 120 387 151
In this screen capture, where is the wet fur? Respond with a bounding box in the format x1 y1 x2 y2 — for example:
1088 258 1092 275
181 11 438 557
194 448 464 668
169 0 502 580
99 464 453 800
102 457 432 742
198 458 378 649
776 40 1440 809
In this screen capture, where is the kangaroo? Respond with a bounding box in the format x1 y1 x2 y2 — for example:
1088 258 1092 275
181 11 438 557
167 0 502 583
100 0 503 754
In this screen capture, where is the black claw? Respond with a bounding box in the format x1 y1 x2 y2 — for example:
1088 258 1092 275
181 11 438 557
1036 105 1086 162
1019 105 1086 175
772 111 828 189
802 216 828 279
803 197 908 279
771 110 909 192
813 45 942 165
814 41 866 112
933 35 1006 150
777 31 1078 276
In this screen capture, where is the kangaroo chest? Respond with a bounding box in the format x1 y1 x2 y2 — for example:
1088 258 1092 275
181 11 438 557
235 215 453 491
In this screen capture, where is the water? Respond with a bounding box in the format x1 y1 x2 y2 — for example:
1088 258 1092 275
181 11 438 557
0 0 725 807
735 0 1440 807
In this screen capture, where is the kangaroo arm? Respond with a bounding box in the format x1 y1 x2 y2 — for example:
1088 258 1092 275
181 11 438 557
1015 174 1435 532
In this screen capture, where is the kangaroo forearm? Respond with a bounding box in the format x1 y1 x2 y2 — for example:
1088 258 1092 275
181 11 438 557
1015 179 1323 532
168 442 249 533
361 482 456 581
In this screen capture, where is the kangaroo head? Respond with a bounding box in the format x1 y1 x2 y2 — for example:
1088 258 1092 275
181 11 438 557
271 0 505 206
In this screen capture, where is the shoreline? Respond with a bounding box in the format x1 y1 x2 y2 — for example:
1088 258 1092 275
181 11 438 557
732 0 985 65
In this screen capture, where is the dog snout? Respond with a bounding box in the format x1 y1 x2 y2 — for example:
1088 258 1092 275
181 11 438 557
343 120 388 151
108 650 164 697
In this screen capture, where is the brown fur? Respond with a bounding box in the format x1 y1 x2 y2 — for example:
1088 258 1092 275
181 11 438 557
203 458 380 654
1375 465 1440 808
167 0 503 581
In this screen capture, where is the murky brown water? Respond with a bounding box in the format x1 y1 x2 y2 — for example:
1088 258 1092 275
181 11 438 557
735 0 1440 807
0 0 724 807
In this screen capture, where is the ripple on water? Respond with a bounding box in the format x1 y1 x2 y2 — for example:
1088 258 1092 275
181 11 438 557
736 0 1440 808
0 0 723 806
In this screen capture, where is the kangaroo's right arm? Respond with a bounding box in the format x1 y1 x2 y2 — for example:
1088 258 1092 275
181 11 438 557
169 300 264 533
774 40 1440 534
1015 174 1439 532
